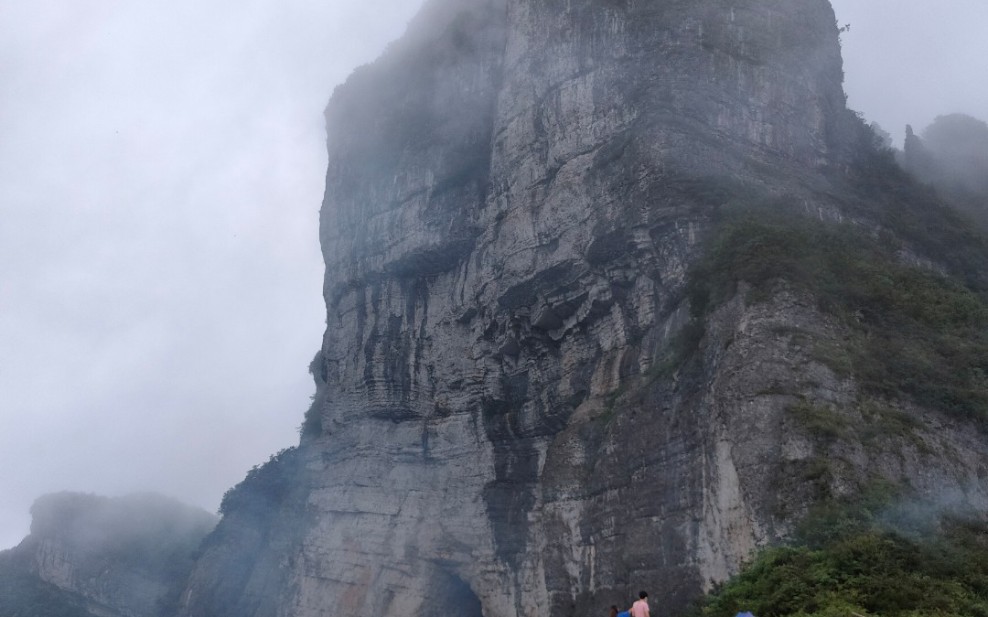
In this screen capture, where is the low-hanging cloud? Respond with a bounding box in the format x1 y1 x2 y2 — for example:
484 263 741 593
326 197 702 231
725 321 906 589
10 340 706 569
0 0 424 549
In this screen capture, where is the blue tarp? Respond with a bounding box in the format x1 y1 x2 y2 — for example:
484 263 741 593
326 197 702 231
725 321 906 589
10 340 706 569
735 612 756 617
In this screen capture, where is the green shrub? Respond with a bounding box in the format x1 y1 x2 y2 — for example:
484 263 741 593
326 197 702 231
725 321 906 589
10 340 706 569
698 527 988 617
696 489 988 617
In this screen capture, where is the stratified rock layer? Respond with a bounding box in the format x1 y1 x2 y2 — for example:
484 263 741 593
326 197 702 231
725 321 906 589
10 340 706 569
178 2 988 617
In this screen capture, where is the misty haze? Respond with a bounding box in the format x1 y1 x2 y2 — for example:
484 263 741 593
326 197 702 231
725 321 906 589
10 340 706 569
2 1 988 616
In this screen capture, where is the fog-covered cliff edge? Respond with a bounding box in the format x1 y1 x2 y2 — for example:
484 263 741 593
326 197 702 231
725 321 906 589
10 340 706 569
178 1 988 616
0 493 215 617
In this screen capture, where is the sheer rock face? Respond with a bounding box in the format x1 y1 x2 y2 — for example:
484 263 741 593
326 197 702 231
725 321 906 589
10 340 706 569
179 2 988 617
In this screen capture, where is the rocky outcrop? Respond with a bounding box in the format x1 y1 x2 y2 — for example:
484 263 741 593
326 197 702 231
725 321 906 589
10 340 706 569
3 492 216 617
178 2 988 617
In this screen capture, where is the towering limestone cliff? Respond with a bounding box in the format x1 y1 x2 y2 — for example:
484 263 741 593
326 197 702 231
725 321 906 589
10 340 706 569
179 1 988 616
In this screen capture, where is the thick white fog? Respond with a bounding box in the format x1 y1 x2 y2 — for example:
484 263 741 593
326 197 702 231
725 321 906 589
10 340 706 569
1 0 985 549
832 0 988 145
0 0 422 550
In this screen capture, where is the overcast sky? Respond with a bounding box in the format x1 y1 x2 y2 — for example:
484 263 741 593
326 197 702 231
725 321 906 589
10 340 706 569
1 1 986 550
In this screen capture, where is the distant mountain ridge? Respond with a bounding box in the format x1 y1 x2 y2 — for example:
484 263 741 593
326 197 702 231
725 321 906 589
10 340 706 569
0 492 215 617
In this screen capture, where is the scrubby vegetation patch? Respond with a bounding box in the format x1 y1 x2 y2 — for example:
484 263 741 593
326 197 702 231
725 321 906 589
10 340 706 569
688 205 988 423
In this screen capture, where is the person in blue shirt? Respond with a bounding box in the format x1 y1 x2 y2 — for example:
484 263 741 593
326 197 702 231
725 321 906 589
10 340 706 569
610 604 631 617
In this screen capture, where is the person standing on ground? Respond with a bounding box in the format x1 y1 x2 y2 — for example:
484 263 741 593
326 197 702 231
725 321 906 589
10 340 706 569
631 591 650 617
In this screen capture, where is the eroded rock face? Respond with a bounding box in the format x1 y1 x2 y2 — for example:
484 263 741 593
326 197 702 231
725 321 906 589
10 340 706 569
308 1 850 613
179 2 988 616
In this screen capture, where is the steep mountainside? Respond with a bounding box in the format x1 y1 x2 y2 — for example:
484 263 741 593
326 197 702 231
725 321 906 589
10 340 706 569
0 493 216 617
179 1 988 617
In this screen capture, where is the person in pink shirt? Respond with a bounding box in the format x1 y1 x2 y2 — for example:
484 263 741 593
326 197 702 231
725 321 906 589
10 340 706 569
631 591 650 617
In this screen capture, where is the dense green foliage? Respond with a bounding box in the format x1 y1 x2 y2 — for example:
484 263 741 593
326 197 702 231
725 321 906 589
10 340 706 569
688 204 988 422
699 531 988 617
696 490 988 617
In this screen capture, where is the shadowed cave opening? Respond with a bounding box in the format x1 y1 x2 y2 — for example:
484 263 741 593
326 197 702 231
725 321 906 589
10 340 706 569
422 569 483 617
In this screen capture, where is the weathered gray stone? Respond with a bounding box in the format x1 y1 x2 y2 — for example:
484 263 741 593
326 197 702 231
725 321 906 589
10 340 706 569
177 2 988 617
